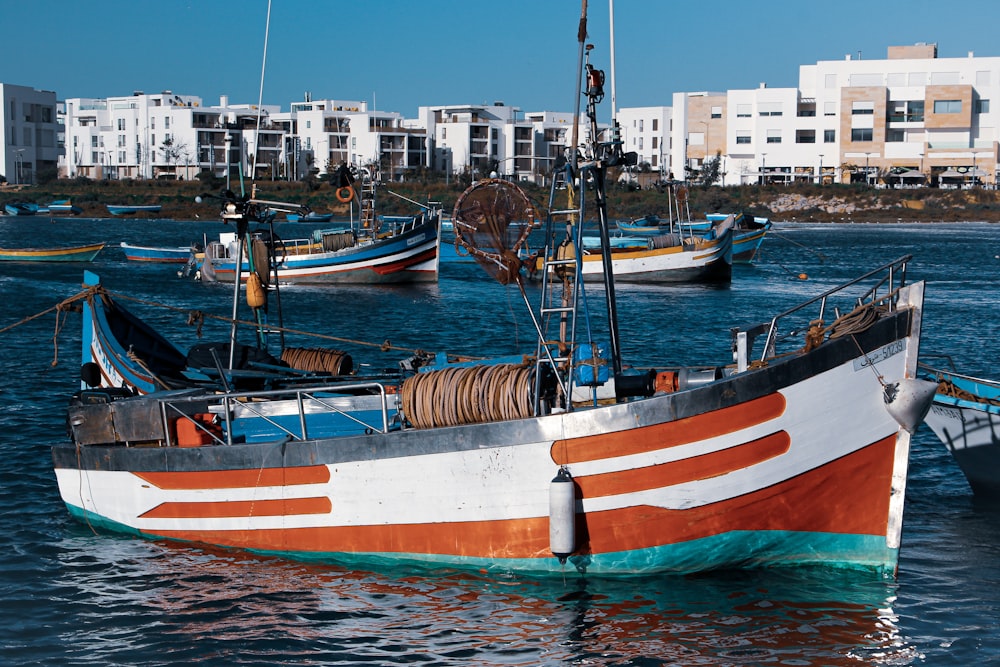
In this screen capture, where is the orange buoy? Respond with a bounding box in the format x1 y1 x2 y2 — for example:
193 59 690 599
798 273 808 281
246 272 266 308
336 186 354 203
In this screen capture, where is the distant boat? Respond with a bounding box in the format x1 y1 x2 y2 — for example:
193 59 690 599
106 204 162 216
120 242 196 263
921 363 1000 499
0 242 105 262
4 202 39 216
47 200 83 215
286 211 334 222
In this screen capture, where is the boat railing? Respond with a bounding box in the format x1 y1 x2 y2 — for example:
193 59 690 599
732 255 912 372
158 380 395 447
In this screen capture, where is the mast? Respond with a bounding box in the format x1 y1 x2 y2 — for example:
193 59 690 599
608 0 617 121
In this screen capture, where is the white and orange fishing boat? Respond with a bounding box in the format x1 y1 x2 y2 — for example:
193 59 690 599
53 5 936 578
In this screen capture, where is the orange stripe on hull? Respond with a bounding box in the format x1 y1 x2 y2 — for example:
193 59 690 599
141 496 332 519
149 436 896 559
135 466 331 490
551 392 787 465
371 247 437 276
575 431 791 498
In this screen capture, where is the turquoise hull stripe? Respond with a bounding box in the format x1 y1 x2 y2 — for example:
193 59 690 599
65 504 897 577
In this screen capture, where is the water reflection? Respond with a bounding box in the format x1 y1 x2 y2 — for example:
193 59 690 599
39 534 917 666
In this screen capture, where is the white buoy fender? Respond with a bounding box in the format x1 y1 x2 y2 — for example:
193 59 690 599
884 377 939 434
549 468 576 562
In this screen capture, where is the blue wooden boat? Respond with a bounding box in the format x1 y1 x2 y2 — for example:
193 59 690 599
0 242 104 262
106 204 162 216
4 202 39 216
286 211 334 222
921 363 1000 499
120 242 196 264
47 200 83 215
704 213 772 263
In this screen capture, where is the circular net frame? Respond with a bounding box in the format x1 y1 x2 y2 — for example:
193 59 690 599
452 179 538 286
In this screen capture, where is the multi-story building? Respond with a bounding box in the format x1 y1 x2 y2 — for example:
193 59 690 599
63 91 283 182
614 106 673 177
674 43 1000 187
0 83 59 185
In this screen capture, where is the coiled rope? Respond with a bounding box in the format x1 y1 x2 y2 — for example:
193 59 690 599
281 347 353 375
400 363 534 429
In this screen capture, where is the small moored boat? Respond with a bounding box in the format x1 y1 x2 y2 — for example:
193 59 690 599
120 242 197 264
4 202 39 216
0 242 105 262
921 363 1000 499
47 200 83 215
106 204 162 216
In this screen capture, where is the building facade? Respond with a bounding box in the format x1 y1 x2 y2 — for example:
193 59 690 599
0 83 59 185
675 43 1000 187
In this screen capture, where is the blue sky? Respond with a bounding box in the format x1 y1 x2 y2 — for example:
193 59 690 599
4 0 1000 117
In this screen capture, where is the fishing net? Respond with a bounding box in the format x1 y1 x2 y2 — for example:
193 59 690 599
452 179 538 285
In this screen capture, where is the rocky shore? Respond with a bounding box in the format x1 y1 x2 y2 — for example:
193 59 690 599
3 179 1000 224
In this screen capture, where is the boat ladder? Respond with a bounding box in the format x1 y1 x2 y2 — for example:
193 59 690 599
359 174 377 232
532 166 586 413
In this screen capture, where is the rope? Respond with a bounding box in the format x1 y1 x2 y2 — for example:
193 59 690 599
400 364 534 429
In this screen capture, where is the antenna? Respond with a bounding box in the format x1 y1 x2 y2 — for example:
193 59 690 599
608 0 617 121
250 0 272 192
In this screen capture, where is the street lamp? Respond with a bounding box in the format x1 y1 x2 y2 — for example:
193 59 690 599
14 149 25 185
864 152 871 186
818 154 824 186
224 134 232 190
760 152 767 185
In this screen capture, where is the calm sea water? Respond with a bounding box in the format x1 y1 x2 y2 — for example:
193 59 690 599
1 216 998 666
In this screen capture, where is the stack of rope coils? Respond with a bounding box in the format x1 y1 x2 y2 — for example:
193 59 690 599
400 364 533 429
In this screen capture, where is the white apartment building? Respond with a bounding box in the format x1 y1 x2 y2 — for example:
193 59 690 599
0 83 59 185
674 43 1000 187
63 91 283 182
279 96 428 181
614 106 672 177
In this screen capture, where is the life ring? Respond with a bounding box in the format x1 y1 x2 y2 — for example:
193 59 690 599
336 186 354 203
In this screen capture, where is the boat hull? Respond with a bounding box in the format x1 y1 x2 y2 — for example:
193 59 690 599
0 242 104 262
208 220 439 285
579 231 732 283
106 204 162 216
923 371 1000 498
54 283 925 576
120 242 194 263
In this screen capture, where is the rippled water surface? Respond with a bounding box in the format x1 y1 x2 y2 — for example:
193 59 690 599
1 217 999 665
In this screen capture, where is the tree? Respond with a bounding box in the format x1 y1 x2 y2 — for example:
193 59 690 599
159 136 188 174
699 151 722 187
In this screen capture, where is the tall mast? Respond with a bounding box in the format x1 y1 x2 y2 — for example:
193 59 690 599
608 0 617 122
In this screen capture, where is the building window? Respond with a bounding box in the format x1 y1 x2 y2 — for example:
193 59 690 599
852 101 875 115
736 135 751 144
759 103 782 117
165 117 170 129
766 130 781 144
795 130 816 144
638 119 644 132
824 101 837 116
851 128 873 142
151 118 155 129
933 100 962 114
652 119 658 131
710 106 722 118
736 104 751 118
824 129 836 143
886 129 905 142
91 136 98 148
976 99 990 113
638 137 643 150
652 137 658 149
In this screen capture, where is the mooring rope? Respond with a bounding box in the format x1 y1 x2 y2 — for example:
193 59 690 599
400 363 533 429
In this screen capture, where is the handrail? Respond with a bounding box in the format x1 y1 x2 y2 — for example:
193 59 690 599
733 255 912 370
158 380 394 446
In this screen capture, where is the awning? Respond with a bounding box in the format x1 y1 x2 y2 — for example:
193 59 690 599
938 169 964 179
891 170 925 179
